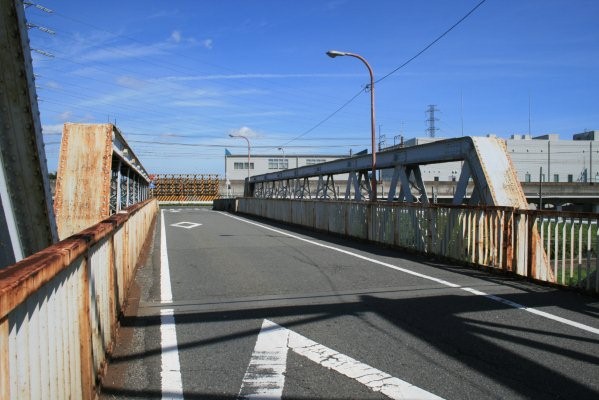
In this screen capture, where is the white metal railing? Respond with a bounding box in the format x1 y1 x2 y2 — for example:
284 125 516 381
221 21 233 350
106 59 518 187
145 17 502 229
531 212 599 291
0 199 158 399
219 198 598 293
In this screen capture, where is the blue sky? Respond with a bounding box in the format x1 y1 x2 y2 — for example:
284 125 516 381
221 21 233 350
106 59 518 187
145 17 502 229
27 0 599 175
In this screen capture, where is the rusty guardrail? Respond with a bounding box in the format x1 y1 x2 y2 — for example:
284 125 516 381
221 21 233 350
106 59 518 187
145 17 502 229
0 198 158 399
217 198 598 293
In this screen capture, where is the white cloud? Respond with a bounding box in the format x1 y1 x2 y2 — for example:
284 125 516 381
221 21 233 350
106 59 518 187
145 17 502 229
166 72 361 81
202 38 213 49
170 30 182 43
172 100 226 108
80 42 170 62
229 126 259 138
59 111 73 121
117 75 146 89
42 124 64 135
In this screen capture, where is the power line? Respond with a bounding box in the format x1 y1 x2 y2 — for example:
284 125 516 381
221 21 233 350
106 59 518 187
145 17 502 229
129 140 365 149
375 0 487 84
282 0 487 147
281 89 364 146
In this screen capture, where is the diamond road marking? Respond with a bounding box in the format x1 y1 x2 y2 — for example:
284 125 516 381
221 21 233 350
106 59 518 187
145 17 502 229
170 221 202 229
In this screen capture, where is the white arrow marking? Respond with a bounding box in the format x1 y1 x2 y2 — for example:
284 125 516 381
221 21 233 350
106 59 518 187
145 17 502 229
238 319 444 400
238 319 289 399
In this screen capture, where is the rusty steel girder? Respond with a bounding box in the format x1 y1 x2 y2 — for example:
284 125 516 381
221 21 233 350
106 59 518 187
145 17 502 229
0 0 58 268
54 123 150 240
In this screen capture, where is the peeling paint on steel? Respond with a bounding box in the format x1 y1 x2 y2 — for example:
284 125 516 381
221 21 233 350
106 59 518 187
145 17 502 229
469 137 528 208
54 124 114 239
0 199 158 399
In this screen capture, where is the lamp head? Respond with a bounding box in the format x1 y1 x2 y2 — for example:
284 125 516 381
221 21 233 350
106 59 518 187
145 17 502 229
326 50 346 58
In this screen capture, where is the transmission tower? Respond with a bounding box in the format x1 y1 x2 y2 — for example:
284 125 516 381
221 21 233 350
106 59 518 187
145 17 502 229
425 105 439 138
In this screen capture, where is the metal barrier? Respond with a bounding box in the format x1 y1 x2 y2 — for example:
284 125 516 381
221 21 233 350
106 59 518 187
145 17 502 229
151 174 220 202
225 198 598 293
0 199 158 399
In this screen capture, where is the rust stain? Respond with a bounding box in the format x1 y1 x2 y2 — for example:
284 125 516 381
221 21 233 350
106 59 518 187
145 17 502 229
55 123 115 240
78 257 94 399
0 316 9 400
504 212 514 271
0 199 156 321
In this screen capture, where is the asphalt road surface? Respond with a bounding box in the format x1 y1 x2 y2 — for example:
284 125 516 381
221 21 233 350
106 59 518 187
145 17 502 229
101 207 599 400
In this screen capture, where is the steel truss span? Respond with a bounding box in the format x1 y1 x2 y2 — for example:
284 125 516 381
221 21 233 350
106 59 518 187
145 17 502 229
248 136 527 208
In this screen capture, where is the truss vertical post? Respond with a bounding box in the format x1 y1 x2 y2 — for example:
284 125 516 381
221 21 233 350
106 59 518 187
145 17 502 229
0 0 58 267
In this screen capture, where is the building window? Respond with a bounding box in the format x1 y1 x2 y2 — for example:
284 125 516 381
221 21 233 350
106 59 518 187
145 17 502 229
268 158 288 169
234 162 254 170
525 173 531 182
433 176 439 182
568 174 573 183
306 159 326 165
553 174 559 183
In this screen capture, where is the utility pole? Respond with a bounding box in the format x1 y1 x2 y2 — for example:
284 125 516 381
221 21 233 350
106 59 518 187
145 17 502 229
426 105 439 138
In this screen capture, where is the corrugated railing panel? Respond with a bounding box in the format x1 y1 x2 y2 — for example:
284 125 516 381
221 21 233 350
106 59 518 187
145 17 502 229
314 202 329 232
327 202 344 235
113 226 125 312
88 238 113 378
347 202 367 240
233 198 597 293
291 200 303 226
0 199 158 399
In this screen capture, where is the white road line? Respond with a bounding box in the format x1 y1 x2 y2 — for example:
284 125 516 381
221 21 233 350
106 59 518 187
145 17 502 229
161 210 173 304
220 212 599 336
160 210 184 399
238 319 289 399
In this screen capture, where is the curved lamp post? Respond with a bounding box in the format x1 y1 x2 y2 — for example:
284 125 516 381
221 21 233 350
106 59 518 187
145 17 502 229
326 50 377 201
278 147 286 169
229 133 251 195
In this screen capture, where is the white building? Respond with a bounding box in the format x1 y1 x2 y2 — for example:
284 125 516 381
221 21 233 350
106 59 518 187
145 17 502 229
225 154 348 181
225 131 599 184
394 131 599 184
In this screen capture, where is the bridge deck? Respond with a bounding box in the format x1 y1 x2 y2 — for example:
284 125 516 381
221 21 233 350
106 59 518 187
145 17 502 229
100 207 599 399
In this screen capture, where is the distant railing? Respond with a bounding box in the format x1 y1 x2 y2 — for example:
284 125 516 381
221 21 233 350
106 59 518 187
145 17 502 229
215 198 598 293
151 174 220 202
0 199 158 399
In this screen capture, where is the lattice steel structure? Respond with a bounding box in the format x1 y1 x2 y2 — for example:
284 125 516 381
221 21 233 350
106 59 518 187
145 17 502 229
151 174 220 202
248 136 527 208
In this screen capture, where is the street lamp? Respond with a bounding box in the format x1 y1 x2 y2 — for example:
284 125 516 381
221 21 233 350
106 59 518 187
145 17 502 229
327 50 377 201
229 133 251 195
278 147 286 169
